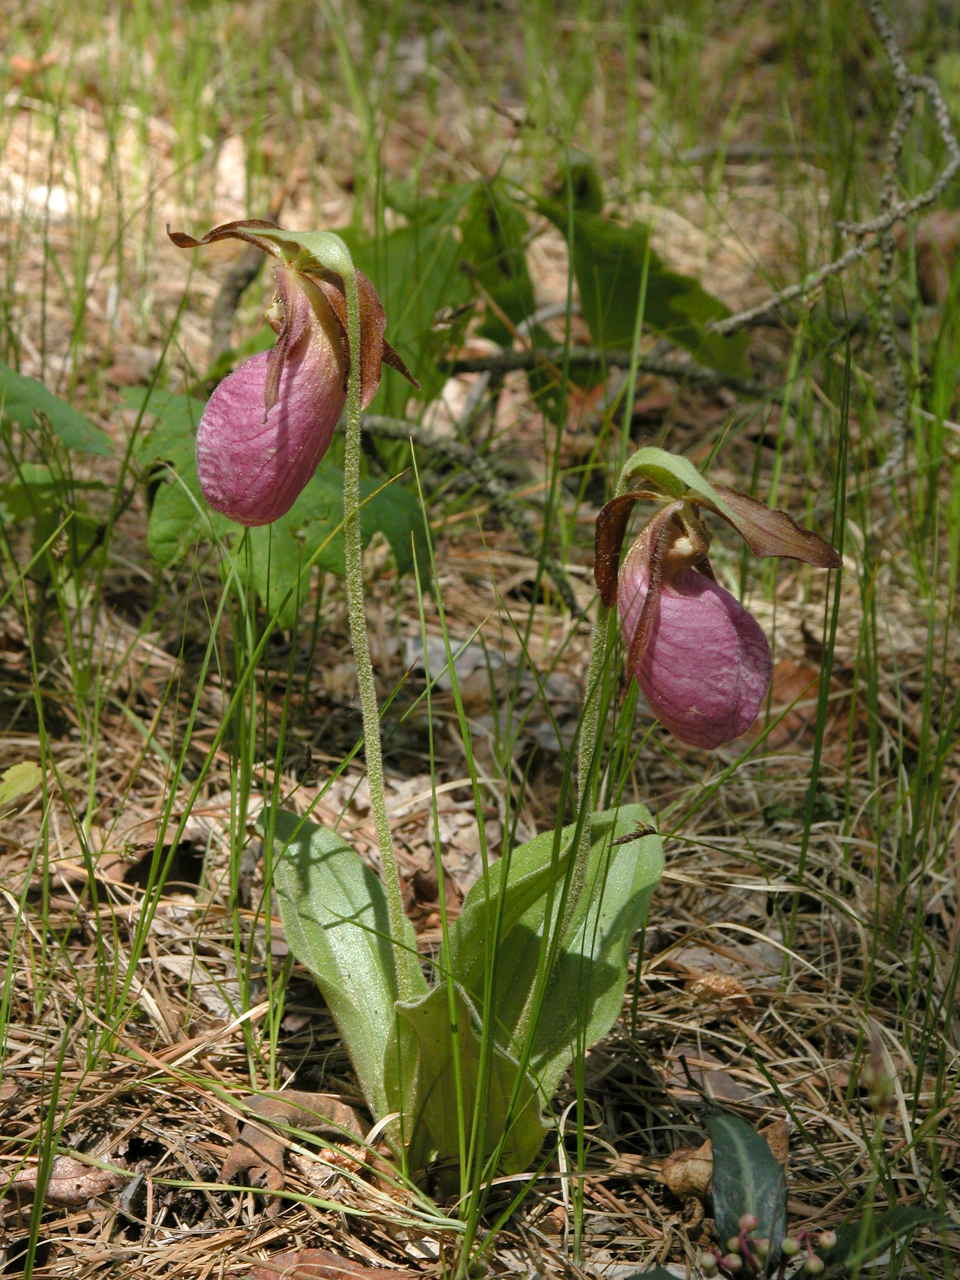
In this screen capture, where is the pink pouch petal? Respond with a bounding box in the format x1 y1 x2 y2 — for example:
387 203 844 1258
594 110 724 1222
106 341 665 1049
197 272 347 526
619 539 772 749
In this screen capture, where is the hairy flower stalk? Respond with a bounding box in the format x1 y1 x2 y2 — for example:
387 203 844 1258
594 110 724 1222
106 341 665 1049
339 264 422 1002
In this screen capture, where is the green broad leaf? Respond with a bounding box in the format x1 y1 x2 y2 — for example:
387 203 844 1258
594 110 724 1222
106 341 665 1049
238 469 428 628
556 152 606 214
339 219 473 415
0 464 106 520
384 180 476 226
457 181 571 420
445 834 577 986
128 391 218 566
707 1110 787 1272
0 362 112 456
383 982 547 1179
0 463 108 582
0 762 42 813
617 446 737 519
145 470 224 566
447 802 663 1102
824 1203 946 1271
460 181 537 344
130 390 205 471
270 808 427 1119
537 202 749 377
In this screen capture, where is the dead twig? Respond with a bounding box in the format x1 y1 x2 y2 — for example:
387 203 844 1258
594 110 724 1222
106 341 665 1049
440 347 769 397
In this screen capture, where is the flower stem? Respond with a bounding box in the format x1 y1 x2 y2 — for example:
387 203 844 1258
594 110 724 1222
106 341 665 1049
559 604 611 937
340 263 419 1002
510 602 611 1057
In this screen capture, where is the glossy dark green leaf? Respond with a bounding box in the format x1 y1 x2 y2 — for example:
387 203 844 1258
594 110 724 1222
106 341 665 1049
383 982 547 1177
824 1203 946 1271
707 1110 786 1273
613 1270 677 1280
0 361 112 455
271 808 427 1119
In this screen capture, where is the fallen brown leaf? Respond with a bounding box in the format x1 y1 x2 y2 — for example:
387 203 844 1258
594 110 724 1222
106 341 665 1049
221 1090 364 1213
686 970 753 1007
5 1155 124 1205
659 1119 789 1203
760 1118 790 1166
660 1138 713 1199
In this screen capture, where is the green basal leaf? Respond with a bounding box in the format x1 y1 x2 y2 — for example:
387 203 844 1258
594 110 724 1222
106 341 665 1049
460 180 537 344
146 471 223 566
457 180 568 419
384 180 476 226
0 362 112 456
707 1110 787 1272
270 809 427 1120
0 464 106 520
131 390 205 473
383 982 547 1179
0 462 109 583
239 469 428 628
447 802 663 1102
557 151 605 214
0 761 42 813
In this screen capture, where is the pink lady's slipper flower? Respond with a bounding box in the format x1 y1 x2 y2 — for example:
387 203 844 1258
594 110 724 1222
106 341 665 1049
595 482 840 749
169 220 414 526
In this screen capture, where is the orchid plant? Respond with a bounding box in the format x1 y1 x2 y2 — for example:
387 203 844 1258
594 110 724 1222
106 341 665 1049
172 222 840 1208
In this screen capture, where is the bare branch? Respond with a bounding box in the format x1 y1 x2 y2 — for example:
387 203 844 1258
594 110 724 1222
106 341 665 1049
711 1 960 341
